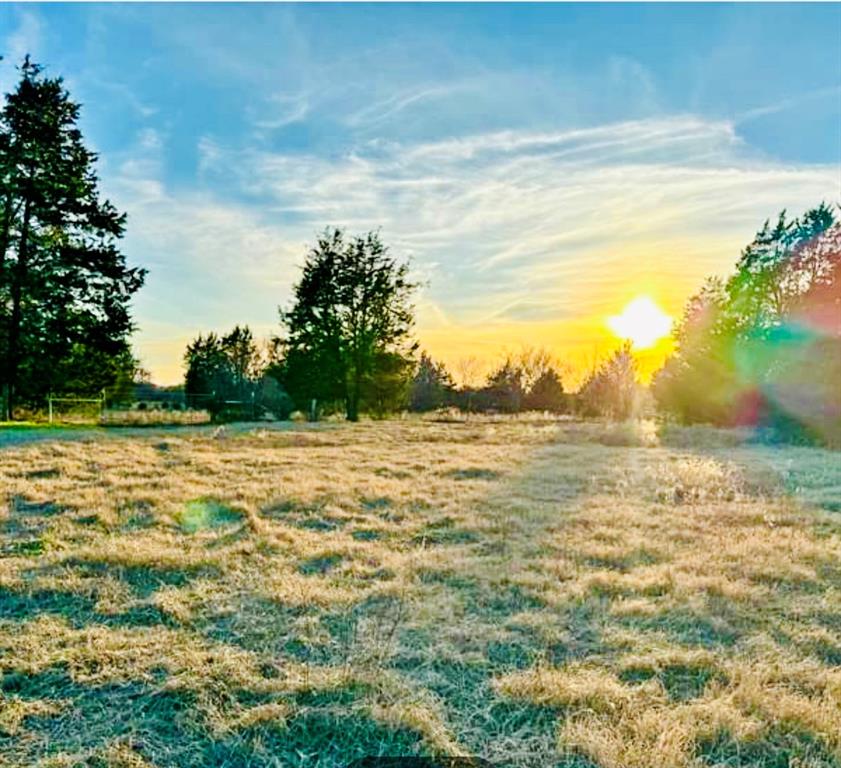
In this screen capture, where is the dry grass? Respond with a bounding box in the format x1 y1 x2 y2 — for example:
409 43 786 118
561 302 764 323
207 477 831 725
99 410 212 427
0 417 838 767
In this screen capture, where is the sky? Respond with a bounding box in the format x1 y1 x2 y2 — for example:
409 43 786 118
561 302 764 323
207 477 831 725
1 3 839 386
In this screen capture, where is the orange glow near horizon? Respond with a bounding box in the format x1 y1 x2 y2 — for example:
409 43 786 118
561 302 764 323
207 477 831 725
139 295 680 390
418 317 675 391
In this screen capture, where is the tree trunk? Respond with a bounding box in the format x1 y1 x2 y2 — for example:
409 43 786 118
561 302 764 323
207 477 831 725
0 192 15 419
346 388 359 422
6 197 31 420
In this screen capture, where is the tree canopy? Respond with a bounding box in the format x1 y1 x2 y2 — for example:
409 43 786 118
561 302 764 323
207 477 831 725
409 352 455 412
653 204 840 443
0 57 145 418
276 228 418 421
184 325 292 419
578 342 639 420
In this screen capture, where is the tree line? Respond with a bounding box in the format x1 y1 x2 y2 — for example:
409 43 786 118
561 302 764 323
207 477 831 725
185 206 839 444
1 57 836 443
182 224 645 422
183 226 579 420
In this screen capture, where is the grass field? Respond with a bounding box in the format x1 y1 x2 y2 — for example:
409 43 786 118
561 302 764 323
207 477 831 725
0 417 839 767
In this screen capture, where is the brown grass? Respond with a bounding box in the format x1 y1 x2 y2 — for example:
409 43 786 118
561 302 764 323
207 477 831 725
99 409 211 427
0 417 838 766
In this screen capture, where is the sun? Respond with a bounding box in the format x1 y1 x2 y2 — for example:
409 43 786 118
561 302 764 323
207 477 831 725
607 296 673 349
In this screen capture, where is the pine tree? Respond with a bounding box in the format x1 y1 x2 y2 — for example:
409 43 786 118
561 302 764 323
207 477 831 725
0 57 145 418
525 368 566 412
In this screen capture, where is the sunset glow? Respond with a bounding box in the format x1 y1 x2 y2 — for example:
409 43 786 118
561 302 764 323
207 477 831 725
607 297 673 349
4 5 836 385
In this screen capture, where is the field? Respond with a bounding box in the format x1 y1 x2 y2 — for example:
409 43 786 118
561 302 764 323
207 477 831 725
0 417 839 768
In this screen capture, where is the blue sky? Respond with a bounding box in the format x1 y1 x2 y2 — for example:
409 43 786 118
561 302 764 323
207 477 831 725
1 3 839 383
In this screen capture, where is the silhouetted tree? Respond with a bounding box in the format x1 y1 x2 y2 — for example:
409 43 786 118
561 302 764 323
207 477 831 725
184 326 273 418
0 58 145 418
410 352 454 412
579 342 638 420
454 356 482 413
222 325 261 400
277 228 417 421
185 333 226 408
524 368 566 412
482 357 525 413
517 347 567 412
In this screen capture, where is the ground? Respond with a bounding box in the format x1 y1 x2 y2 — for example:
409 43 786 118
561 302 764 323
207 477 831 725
0 417 839 768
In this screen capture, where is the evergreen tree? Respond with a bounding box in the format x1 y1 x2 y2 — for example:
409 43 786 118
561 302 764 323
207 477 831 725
482 357 525 413
409 352 454 411
278 228 417 421
184 325 268 416
0 57 145 418
524 368 566 412
184 332 230 409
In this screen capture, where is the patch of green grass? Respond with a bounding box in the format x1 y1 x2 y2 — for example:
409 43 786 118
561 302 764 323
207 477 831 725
352 529 383 541
442 468 501 481
412 525 480 548
618 607 742 648
0 538 45 557
581 548 660 572
177 499 243 533
272 711 427 766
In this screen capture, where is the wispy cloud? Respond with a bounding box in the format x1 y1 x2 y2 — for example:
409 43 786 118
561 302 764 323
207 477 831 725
253 92 311 131
345 82 473 128
735 85 841 124
115 112 839 382
34 3 832 384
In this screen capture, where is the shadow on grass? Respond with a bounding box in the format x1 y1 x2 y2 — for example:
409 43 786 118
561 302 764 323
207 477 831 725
47 558 218 599
619 662 725 702
197 594 312 659
0 667 432 768
0 585 175 629
616 607 742 649
0 667 200 765
262 496 351 532
697 727 839 767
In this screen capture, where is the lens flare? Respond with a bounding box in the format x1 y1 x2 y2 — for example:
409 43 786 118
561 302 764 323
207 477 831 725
607 296 672 348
